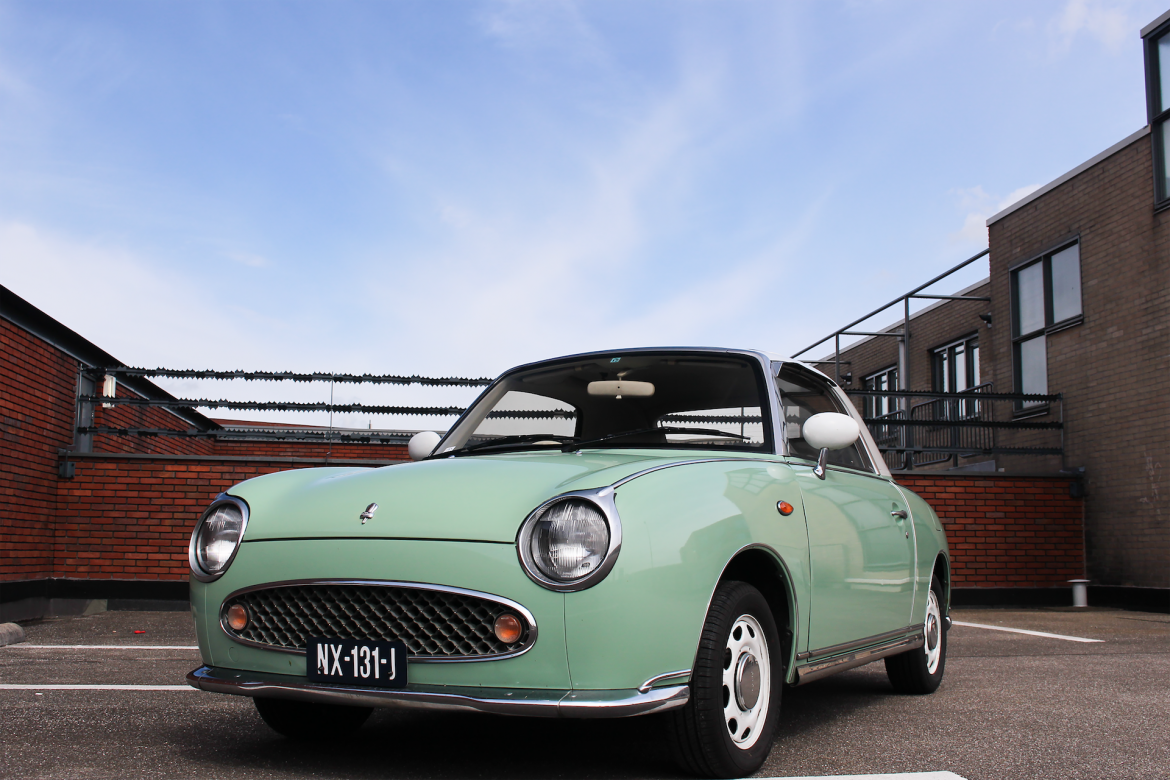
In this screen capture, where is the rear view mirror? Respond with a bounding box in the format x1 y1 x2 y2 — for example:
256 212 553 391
408 431 442 461
587 380 655 398
802 413 860 451
802 413 860 480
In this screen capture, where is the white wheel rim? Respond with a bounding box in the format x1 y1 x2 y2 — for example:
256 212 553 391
924 589 942 675
722 614 770 750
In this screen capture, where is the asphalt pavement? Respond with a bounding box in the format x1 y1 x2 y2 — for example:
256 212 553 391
1 606 1167 779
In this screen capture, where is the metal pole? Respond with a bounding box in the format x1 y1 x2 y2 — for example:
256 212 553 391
835 334 841 383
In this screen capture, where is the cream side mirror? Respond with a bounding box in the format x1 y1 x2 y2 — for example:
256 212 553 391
802 413 860 480
408 431 442 461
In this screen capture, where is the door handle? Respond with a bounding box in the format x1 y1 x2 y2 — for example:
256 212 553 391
890 509 908 520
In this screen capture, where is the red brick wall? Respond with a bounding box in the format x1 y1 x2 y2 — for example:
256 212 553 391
49 455 404 581
897 474 1084 587
1 317 76 581
11 453 1084 587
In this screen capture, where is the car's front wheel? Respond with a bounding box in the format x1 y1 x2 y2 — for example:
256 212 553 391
884 576 947 694
253 696 373 739
667 580 782 778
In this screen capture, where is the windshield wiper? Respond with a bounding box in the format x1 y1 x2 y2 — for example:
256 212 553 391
562 427 746 452
440 434 579 457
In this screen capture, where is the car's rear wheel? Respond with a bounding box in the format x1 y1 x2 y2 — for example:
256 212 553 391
253 696 373 739
667 580 782 778
885 576 947 694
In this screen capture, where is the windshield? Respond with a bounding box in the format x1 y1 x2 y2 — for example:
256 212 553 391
436 352 773 456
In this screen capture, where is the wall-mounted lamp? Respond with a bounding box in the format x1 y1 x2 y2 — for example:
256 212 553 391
840 372 853 386
979 313 993 329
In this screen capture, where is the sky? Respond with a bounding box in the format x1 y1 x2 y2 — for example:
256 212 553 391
1 0 1166 429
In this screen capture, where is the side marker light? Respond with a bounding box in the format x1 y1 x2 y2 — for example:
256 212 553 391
493 613 523 644
776 501 795 516
227 603 249 631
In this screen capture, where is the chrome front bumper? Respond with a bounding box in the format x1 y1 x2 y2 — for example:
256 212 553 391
187 665 689 718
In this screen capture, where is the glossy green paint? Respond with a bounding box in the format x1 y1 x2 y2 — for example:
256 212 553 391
793 463 916 653
191 445 949 697
897 485 951 616
228 452 725 543
191 538 571 689
563 459 811 690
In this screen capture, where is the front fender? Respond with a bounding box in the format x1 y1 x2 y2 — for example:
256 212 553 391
563 459 811 690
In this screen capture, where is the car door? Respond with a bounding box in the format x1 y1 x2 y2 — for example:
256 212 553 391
775 365 916 654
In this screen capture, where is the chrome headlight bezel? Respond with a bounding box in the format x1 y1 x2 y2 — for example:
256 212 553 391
189 494 250 583
516 489 622 592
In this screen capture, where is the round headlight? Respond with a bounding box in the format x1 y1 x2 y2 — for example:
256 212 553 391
528 499 610 582
191 498 248 580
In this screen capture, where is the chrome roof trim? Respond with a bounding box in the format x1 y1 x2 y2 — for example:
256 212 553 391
187 665 689 719
218 579 537 663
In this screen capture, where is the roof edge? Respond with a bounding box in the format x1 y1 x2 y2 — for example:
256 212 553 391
987 126 1150 226
1141 9 1170 38
0 283 215 431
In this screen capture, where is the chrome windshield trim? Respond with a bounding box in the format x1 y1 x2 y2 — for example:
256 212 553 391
637 669 691 693
218 579 538 663
187 665 689 719
793 632 925 686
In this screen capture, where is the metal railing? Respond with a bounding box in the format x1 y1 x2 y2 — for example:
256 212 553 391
846 386 1063 470
790 249 991 389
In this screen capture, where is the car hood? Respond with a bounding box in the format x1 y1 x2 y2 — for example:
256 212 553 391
229 450 727 543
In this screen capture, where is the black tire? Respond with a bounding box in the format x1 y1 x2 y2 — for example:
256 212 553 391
253 696 373 739
667 581 782 778
885 576 947 695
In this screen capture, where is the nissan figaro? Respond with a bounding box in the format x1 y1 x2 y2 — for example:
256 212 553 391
186 348 950 778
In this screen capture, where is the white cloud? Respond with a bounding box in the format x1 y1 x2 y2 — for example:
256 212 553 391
224 250 271 268
1049 0 1135 53
949 184 1042 244
0 221 288 368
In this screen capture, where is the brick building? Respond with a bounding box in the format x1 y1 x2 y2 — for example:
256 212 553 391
820 13 1170 605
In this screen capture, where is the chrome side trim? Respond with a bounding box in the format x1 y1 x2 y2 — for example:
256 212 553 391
189 494 250 584
793 632 925 686
218 579 538 663
637 669 691 693
187 665 689 719
516 489 623 592
798 623 925 662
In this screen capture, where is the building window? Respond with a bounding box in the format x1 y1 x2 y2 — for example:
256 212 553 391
931 335 981 394
863 367 898 419
1010 240 1082 405
1145 20 1170 205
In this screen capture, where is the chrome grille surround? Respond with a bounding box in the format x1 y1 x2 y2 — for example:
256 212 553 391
219 580 537 662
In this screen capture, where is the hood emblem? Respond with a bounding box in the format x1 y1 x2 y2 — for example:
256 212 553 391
359 503 379 524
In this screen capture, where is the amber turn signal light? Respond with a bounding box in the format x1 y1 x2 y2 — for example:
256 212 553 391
776 501 795 516
226 603 249 631
493 613 523 644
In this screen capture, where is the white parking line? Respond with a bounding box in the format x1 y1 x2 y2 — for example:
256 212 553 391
6 645 199 650
762 773 967 780
0 684 194 690
951 621 1103 643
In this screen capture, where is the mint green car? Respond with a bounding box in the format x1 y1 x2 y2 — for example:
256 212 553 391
187 348 950 778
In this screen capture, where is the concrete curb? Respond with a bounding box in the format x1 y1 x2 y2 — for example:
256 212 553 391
0 622 27 646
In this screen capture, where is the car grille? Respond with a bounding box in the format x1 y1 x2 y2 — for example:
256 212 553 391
222 582 531 658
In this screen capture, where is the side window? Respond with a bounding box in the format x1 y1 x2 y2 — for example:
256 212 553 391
775 365 874 473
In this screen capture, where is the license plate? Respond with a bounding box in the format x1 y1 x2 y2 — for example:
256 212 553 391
306 638 407 688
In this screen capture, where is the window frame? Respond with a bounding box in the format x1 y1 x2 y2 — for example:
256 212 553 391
930 334 981 394
1009 238 1083 411
1145 20 1170 208
862 365 899 420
